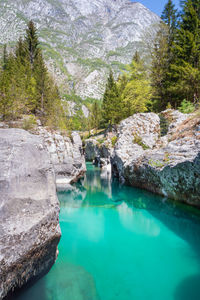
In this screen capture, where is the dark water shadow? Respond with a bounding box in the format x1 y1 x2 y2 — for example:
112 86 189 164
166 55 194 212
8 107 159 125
174 274 200 300
13 262 100 300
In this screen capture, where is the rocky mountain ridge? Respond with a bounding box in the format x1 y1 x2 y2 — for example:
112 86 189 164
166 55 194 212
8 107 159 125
0 0 160 99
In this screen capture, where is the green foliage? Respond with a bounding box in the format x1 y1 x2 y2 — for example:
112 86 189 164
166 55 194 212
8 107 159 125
89 101 101 130
121 56 152 115
22 115 37 130
149 159 165 168
133 134 149 150
101 70 123 126
111 136 118 147
151 0 200 110
159 114 170 136
178 99 195 113
0 21 67 130
167 0 200 106
101 54 152 127
97 138 105 145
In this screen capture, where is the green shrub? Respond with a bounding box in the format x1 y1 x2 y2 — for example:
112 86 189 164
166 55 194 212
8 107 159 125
133 134 149 150
178 99 195 114
22 115 37 131
159 114 170 137
111 136 118 147
97 138 105 145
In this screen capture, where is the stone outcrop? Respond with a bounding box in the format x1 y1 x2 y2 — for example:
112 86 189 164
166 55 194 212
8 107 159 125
111 110 200 207
112 113 160 181
85 128 116 168
38 127 86 190
0 129 61 299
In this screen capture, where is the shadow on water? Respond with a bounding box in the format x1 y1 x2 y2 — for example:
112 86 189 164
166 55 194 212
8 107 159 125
13 261 100 300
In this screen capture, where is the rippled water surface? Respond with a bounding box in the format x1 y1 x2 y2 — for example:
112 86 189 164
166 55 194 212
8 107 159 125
16 163 200 300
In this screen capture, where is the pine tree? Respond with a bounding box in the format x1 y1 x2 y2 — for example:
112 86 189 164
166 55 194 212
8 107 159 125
101 70 122 126
121 54 152 116
169 0 200 104
25 21 40 67
161 0 178 48
150 0 178 110
89 101 101 130
0 20 67 129
2 45 8 70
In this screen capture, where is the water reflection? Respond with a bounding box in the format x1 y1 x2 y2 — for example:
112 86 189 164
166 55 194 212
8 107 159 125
58 163 200 300
14 163 200 300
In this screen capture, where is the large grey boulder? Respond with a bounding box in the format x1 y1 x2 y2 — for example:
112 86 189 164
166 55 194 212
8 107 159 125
112 113 160 181
112 111 200 207
0 129 61 299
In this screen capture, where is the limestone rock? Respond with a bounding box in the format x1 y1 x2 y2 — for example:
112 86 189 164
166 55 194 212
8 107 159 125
112 113 160 181
38 128 86 189
0 129 61 299
85 131 115 167
111 111 200 207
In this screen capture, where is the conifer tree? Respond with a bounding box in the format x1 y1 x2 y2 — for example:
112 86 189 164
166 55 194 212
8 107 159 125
150 23 169 110
101 70 122 126
161 0 178 48
2 45 8 70
90 101 101 130
150 0 178 110
169 0 200 104
121 54 152 115
0 20 67 129
25 20 40 67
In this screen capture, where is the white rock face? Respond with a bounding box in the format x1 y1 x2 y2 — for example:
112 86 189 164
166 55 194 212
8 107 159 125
111 110 200 207
0 126 87 298
38 127 86 189
0 0 160 99
112 113 160 180
0 129 61 299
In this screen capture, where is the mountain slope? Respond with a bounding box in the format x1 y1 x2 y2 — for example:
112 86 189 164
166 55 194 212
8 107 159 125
0 0 160 99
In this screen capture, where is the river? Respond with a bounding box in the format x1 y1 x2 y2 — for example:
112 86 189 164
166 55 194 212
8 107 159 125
16 163 200 300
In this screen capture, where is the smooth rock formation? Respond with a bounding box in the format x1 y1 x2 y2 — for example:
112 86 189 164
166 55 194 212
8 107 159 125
38 128 86 190
111 110 200 207
0 129 61 299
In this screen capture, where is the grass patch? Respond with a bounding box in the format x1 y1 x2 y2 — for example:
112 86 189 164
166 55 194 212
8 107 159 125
133 134 149 150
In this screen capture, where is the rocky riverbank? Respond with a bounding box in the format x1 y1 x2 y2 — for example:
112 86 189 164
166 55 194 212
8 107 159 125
85 110 200 207
0 126 86 299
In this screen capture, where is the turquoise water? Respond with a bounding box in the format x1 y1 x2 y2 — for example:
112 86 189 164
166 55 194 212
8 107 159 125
16 163 200 300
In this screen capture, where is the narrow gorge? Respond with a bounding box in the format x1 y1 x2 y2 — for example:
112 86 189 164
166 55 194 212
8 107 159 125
1 0 200 299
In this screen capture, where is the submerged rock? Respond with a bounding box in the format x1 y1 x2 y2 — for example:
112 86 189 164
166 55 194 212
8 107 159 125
0 129 61 299
111 111 200 207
